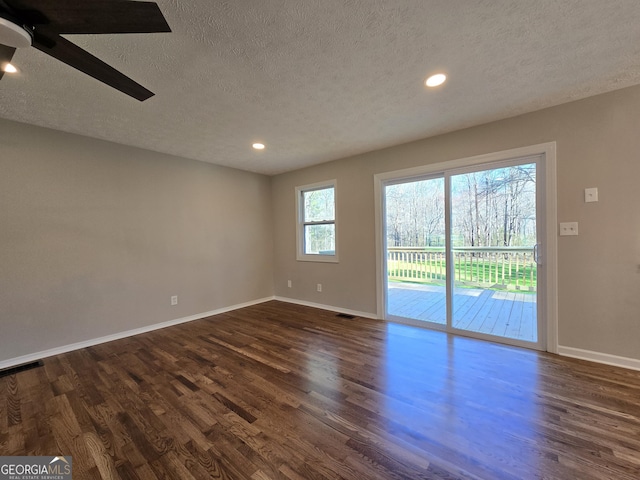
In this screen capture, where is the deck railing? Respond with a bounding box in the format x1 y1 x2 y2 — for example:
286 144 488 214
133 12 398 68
387 246 537 291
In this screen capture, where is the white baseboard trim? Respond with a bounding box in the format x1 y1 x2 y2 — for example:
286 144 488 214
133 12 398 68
0 296 274 371
274 296 379 320
558 345 640 372
19 297 633 374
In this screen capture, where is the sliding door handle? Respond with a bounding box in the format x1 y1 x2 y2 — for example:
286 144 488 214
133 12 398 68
533 244 542 265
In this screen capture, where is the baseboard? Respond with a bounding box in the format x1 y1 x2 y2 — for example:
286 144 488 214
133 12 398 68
15 298 627 374
558 345 640 372
274 296 378 320
0 296 274 371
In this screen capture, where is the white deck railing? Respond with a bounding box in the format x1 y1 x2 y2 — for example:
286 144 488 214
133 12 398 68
387 246 537 291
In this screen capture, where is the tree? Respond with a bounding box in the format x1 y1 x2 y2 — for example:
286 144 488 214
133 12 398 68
385 178 444 247
386 163 536 249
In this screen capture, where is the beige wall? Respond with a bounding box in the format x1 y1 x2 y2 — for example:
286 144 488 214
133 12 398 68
0 119 274 363
3 84 640 365
272 84 640 361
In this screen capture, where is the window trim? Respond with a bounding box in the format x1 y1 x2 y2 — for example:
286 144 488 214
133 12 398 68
295 179 338 263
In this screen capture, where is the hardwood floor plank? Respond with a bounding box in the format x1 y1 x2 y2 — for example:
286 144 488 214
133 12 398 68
84 429 121 479
6 375 21 427
47 393 96 477
2 300 640 479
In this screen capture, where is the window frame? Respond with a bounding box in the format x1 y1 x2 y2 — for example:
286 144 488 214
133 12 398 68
295 179 338 263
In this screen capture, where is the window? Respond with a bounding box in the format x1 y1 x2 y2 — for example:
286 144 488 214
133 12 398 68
296 180 338 262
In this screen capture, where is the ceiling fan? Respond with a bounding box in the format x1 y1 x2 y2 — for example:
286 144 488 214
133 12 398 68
0 0 171 101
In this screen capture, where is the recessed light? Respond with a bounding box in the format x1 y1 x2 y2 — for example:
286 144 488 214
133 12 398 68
252 143 265 150
425 73 446 87
3 63 18 74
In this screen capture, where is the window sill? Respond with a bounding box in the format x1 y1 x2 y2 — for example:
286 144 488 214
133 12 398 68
296 254 339 263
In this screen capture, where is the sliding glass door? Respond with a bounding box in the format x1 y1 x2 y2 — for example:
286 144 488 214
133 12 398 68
385 176 446 327
382 155 545 350
449 162 538 344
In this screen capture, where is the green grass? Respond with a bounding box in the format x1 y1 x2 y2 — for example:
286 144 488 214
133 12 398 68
388 258 537 290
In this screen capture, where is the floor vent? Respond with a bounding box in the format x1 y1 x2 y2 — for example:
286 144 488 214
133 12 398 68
336 313 356 319
0 360 44 378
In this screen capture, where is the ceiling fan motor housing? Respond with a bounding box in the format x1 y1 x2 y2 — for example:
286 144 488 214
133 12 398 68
0 13 33 49
0 1 171 100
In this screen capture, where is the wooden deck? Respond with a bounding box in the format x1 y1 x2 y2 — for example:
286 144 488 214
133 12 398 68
387 282 537 342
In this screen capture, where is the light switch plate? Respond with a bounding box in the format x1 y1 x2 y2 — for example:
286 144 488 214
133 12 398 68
585 187 598 203
559 222 579 236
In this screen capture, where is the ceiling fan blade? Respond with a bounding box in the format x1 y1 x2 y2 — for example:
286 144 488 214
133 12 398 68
33 33 154 101
0 0 17 13
6 0 170 34
0 44 16 80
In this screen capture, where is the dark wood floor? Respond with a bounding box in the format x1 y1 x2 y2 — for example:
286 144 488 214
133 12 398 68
1 301 640 479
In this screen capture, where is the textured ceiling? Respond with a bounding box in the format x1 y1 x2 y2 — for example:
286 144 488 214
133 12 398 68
2 0 640 175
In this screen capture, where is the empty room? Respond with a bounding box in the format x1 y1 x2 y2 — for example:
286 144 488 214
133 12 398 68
1 1 640 479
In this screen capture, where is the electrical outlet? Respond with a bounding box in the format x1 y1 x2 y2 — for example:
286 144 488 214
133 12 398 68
317 283 322 292
171 295 178 306
559 222 578 236
287 280 292 288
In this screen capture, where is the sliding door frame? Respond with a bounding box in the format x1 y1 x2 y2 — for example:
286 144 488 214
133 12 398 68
374 143 558 353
